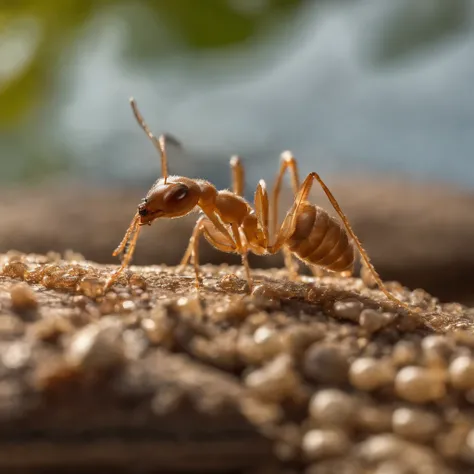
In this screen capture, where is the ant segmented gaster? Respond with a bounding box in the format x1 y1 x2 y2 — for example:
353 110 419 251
104 97 418 314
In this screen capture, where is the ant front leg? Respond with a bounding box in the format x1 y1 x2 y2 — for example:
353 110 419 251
104 214 141 291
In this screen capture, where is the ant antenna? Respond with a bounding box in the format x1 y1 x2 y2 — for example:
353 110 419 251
129 97 169 183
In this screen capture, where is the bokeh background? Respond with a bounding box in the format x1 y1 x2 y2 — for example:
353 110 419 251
1 0 474 303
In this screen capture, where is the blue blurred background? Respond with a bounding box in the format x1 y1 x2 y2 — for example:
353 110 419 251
1 0 474 303
1 0 473 189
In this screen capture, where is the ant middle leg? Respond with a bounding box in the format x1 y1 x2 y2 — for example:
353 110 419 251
178 214 204 270
230 223 253 292
178 215 237 271
271 151 301 236
181 216 222 289
179 216 242 291
270 151 302 280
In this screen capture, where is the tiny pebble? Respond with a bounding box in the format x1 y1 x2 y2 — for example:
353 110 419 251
142 312 175 349
355 405 393 433
422 335 452 367
359 309 387 333
5 250 24 262
190 332 238 371
219 274 248 293
356 433 437 466
392 340 419 367
449 356 474 391
176 296 203 317
392 407 441 442
309 389 356 427
282 324 324 358
128 274 147 289
77 277 104 298
63 249 85 261
67 323 125 371
333 299 363 322
252 284 280 300
237 326 284 365
120 300 136 312
9 283 38 313
395 366 446 403
303 344 348 386
1 341 31 370
397 314 420 332
302 429 350 461
453 330 474 349
349 358 395 391
1 261 27 279
245 354 299 402
23 267 43 284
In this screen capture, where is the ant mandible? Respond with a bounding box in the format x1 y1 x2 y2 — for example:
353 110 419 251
104 97 417 314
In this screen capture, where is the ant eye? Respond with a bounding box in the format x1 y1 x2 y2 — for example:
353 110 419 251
168 184 189 202
138 205 148 216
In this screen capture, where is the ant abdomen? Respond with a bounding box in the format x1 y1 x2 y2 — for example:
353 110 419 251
286 202 355 273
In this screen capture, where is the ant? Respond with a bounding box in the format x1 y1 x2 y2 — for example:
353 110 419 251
104 97 418 314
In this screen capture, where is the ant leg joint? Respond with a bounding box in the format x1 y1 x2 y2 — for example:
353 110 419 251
280 150 296 163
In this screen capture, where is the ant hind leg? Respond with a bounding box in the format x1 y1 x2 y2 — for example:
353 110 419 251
294 172 419 314
283 247 300 280
230 223 253 292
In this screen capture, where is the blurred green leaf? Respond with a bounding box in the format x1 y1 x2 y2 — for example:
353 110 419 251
154 0 301 49
0 0 301 126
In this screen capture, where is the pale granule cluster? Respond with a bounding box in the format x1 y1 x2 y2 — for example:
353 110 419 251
0 251 474 473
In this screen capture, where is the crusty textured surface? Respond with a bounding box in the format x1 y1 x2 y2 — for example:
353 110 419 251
1 176 474 304
1 252 474 473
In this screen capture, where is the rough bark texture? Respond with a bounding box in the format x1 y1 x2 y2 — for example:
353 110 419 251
0 252 474 473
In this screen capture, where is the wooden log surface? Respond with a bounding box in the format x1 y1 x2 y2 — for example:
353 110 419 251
0 252 473 472
0 176 473 304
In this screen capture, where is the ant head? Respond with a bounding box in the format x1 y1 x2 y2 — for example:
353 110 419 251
137 178 200 225
128 98 201 224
